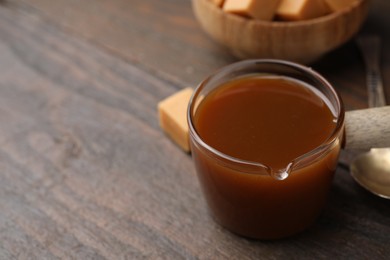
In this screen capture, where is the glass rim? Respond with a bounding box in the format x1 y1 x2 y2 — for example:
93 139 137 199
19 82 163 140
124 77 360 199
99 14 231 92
187 59 345 177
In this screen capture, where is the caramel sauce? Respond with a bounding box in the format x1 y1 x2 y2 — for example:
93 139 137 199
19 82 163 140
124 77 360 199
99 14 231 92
194 75 336 172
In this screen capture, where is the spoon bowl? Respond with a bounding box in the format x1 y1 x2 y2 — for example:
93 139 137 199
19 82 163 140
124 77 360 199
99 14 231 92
350 148 390 199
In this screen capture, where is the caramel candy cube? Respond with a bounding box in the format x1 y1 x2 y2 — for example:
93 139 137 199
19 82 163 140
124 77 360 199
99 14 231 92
223 0 282 21
276 0 331 21
324 0 358 12
158 88 193 152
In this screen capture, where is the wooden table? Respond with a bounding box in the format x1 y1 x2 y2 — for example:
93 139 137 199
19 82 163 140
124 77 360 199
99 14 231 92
0 0 389 259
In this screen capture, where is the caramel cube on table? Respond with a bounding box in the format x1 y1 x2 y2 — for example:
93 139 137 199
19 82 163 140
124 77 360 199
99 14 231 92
158 88 193 152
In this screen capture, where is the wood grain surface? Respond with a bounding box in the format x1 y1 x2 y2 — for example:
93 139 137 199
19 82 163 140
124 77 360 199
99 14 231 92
0 0 389 259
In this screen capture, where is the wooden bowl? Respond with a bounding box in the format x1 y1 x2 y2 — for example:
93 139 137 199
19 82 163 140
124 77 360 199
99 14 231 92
192 0 369 64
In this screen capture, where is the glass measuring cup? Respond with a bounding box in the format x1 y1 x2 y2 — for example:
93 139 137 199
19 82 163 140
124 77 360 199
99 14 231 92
187 60 345 239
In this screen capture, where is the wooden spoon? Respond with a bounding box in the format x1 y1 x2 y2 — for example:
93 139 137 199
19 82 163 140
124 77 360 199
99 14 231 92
347 35 390 199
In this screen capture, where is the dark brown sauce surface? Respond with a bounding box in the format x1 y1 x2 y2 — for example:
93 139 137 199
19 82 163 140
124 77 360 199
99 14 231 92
194 75 336 170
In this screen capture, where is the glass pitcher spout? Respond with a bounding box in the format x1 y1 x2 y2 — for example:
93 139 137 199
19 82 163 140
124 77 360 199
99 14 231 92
268 162 294 180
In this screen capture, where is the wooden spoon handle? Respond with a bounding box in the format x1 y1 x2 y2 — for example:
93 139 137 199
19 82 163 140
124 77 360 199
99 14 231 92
345 106 390 150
